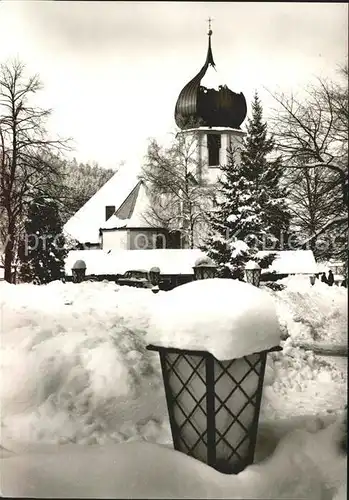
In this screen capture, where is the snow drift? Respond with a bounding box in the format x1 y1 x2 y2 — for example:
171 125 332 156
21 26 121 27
268 275 348 345
1 417 346 499
0 277 347 447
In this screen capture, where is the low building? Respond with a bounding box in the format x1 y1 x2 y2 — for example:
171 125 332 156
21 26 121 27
257 250 318 281
316 260 346 286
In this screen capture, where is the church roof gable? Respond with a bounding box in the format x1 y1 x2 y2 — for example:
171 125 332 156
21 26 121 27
100 180 156 230
63 163 141 244
114 181 142 220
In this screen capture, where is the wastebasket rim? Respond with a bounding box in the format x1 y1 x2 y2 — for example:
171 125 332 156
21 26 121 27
146 344 282 357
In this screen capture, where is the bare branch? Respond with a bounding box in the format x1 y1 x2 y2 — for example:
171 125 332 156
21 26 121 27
266 70 348 259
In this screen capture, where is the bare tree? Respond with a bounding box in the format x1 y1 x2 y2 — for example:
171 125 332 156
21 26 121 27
141 132 214 249
282 161 345 256
0 60 70 282
268 64 348 257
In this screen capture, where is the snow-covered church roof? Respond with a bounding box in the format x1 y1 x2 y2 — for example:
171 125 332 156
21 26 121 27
63 163 142 244
100 180 155 230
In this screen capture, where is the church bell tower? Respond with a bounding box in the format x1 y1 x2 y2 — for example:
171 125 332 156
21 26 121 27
174 22 247 184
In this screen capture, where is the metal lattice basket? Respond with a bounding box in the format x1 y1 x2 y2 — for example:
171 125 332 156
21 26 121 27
147 345 281 474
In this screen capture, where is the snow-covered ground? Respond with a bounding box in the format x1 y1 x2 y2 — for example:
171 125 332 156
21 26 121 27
1 419 346 499
0 276 347 498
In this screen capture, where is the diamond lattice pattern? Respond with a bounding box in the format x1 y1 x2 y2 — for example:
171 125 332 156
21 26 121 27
164 351 265 472
165 353 208 462
214 353 263 471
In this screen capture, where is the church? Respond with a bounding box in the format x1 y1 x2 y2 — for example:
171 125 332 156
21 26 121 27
64 26 247 278
63 26 317 282
64 26 246 253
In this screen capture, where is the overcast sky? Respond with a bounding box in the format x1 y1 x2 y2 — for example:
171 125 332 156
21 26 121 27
0 1 347 170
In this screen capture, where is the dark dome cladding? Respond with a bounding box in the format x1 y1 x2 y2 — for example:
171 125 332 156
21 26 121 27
175 31 247 130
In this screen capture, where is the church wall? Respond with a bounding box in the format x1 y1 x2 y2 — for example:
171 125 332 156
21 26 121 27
180 128 246 186
200 129 245 184
128 229 168 250
102 229 128 251
101 228 182 251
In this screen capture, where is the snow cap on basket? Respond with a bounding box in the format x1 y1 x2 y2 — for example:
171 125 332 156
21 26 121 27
193 255 216 267
147 278 281 361
245 260 261 270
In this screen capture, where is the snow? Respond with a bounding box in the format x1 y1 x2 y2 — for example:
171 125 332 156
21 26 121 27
0 281 166 446
125 181 154 228
227 213 238 223
65 249 115 275
147 278 281 360
257 250 318 275
266 275 348 345
316 261 346 285
245 260 261 270
193 255 216 268
100 215 129 229
229 239 249 257
100 181 154 230
65 248 206 276
0 277 347 498
63 162 141 244
1 418 346 499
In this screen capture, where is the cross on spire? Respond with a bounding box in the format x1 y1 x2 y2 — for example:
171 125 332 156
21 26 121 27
207 17 213 36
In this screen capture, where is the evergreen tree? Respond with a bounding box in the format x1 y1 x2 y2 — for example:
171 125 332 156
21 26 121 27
19 196 67 284
241 91 291 248
202 92 288 278
202 153 271 280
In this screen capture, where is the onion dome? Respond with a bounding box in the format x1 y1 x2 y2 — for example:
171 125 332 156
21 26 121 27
175 29 247 130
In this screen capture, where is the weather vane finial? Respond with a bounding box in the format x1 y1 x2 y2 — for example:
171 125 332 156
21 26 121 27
207 17 213 36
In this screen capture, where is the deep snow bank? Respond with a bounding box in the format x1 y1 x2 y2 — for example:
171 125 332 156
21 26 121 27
0 277 347 445
1 419 347 499
265 275 348 345
0 281 168 445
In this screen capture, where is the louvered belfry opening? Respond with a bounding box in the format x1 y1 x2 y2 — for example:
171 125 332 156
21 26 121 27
207 134 221 166
147 345 280 474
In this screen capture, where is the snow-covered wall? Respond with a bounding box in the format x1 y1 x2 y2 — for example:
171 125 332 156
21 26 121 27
65 248 205 276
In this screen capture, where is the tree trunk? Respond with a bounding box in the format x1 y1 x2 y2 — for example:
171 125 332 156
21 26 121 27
4 238 14 283
4 219 15 283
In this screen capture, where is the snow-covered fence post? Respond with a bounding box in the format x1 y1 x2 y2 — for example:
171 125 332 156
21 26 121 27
71 260 86 283
147 279 281 474
244 260 261 287
193 256 217 280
